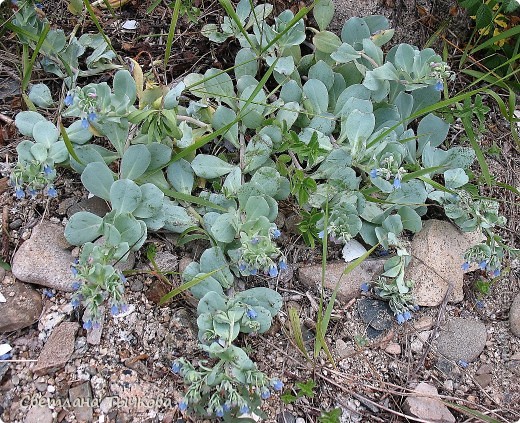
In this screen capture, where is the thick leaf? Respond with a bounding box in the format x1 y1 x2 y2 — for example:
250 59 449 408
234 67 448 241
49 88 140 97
313 0 334 31
204 68 236 108
81 162 114 201
64 212 103 245
32 121 59 147
28 83 53 108
15 111 46 136
312 31 342 54
133 183 164 218
303 79 329 114
212 105 239 147
113 70 137 104
211 213 237 243
167 159 194 194
191 154 234 178
121 144 151 180
110 179 142 213
397 206 422 232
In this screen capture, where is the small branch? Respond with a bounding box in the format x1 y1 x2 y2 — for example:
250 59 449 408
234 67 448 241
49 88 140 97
239 133 245 185
288 151 303 170
359 52 379 69
0 113 14 125
176 115 210 129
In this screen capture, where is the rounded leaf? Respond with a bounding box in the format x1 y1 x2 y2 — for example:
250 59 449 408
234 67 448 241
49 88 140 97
133 183 164 218
81 161 114 201
121 144 151 180
191 154 234 179
64 211 103 245
110 179 142 213
32 121 59 147
15 111 46 136
28 83 54 108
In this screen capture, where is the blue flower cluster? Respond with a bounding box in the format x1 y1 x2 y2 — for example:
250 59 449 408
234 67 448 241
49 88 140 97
10 163 58 201
461 259 501 277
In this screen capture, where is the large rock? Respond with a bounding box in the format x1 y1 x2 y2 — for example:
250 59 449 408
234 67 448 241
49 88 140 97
403 382 455 423
12 221 76 292
33 322 78 376
0 277 42 332
298 258 386 302
510 293 520 337
436 318 487 363
69 382 93 422
406 220 483 306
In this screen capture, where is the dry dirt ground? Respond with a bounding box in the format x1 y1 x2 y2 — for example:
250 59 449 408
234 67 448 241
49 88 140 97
0 0 519 422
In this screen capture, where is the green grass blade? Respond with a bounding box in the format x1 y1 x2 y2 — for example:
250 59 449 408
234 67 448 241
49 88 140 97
59 121 83 164
218 0 257 52
165 0 182 67
260 6 310 55
22 23 50 91
460 114 492 186
470 25 520 54
146 0 162 14
82 0 121 64
159 268 222 304
288 307 310 360
160 188 228 212
442 401 500 423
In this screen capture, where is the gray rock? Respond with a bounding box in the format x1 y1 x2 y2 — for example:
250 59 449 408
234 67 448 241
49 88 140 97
12 221 76 292
436 318 487 363
277 411 297 423
357 299 393 331
0 278 42 332
403 382 455 423
69 382 93 422
153 251 178 272
329 0 470 49
24 405 53 423
474 373 492 388
509 293 520 337
178 257 193 276
66 196 110 218
298 258 386 303
33 322 78 376
406 220 484 306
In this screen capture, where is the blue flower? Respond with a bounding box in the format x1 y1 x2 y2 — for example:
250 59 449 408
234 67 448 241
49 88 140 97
261 388 271 400
81 118 89 129
83 320 93 330
239 405 249 414
120 304 129 313
179 400 188 411
71 298 80 308
369 169 379 178
47 187 57 198
171 361 182 373
478 260 488 270
92 321 101 330
71 281 81 290
458 360 468 368
461 262 470 271
396 313 405 325
239 263 247 272
403 311 412 321
35 3 43 9
269 265 278 278
64 93 74 106
15 187 25 199
110 305 119 316
414 305 420 311
272 228 281 238
272 379 283 391
247 308 258 319
223 403 231 412
393 178 402 189
279 260 288 271
434 80 443 91
88 112 97 122
43 165 53 175
250 268 258 276
28 188 38 198
71 265 79 276
360 282 370 292
492 268 500 277
318 230 324 239
475 300 484 309
251 237 259 245
215 406 224 417
43 289 54 298
120 273 127 283
0 353 11 360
